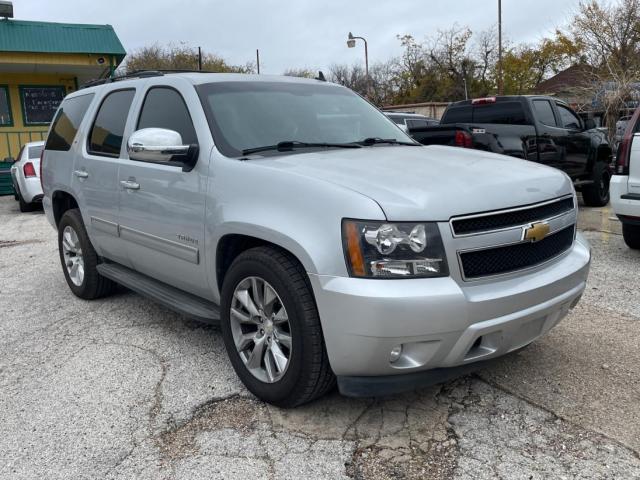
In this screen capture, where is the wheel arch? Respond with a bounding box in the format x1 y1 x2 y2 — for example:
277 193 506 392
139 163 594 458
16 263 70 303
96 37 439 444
51 190 79 227
215 232 316 297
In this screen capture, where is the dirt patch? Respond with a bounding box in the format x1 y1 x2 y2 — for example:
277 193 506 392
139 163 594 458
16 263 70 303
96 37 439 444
156 396 266 462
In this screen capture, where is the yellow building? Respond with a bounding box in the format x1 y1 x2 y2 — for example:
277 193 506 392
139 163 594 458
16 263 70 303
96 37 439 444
0 17 125 160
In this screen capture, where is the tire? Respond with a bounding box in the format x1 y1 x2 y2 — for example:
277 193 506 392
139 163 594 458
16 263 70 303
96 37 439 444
582 163 610 207
17 189 34 213
57 209 115 299
220 246 335 407
622 223 640 250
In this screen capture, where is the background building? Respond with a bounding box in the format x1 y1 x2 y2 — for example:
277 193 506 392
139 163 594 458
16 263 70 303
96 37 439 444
0 18 125 160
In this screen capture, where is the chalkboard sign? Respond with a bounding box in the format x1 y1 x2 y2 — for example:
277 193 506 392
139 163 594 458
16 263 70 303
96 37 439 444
20 86 66 126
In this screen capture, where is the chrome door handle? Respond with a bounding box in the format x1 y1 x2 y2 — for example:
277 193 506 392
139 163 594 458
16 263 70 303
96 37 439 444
120 180 140 190
73 170 89 179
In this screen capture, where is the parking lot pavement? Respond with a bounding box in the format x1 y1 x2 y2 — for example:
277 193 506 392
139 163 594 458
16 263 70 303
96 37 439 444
0 195 639 480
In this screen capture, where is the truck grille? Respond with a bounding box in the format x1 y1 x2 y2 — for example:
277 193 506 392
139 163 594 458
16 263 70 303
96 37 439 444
451 197 574 235
460 225 575 279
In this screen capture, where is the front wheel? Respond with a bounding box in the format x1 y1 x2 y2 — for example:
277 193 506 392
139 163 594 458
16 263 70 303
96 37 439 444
220 246 335 407
57 209 115 299
623 223 640 250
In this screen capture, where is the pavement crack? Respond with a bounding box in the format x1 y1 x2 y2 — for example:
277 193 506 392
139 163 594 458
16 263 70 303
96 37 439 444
476 374 640 460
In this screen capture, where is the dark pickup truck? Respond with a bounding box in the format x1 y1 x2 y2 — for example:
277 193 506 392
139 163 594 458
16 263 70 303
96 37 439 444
409 96 612 206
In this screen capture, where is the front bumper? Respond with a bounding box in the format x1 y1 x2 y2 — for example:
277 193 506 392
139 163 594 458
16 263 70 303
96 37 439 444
308 232 591 393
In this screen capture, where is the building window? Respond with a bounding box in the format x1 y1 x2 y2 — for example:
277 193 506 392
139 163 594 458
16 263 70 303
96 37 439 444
0 86 12 126
19 86 66 126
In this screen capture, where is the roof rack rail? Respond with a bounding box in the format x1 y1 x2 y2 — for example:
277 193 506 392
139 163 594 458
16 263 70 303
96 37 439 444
80 69 216 89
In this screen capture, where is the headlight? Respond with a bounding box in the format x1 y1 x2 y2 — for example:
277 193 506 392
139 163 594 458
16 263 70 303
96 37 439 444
342 220 449 278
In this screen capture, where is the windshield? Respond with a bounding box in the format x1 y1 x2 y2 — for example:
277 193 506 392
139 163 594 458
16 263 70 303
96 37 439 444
197 81 413 157
28 145 43 159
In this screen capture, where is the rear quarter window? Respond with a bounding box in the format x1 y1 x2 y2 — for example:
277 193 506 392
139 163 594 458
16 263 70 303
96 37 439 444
45 93 95 152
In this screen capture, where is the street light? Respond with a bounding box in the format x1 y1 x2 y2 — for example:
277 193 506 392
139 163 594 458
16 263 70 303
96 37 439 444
347 32 370 94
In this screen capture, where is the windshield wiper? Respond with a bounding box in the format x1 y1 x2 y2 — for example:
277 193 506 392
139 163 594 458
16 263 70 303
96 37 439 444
359 137 418 146
242 141 362 156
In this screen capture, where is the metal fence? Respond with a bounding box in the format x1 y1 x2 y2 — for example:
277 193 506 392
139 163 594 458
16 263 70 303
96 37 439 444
1 130 47 160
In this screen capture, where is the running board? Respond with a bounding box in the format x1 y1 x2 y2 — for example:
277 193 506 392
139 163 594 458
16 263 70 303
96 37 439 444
97 263 220 324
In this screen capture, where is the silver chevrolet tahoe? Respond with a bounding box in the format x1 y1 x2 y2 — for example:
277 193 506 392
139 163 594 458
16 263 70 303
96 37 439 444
42 72 591 407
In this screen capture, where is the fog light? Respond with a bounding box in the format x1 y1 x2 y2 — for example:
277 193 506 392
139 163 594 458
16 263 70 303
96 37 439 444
390 345 403 363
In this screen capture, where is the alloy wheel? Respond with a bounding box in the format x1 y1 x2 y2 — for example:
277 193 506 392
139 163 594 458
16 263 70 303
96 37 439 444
61 225 85 286
229 276 292 383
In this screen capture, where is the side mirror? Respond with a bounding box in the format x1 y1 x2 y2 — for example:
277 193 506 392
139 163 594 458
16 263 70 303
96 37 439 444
584 119 596 131
127 128 198 171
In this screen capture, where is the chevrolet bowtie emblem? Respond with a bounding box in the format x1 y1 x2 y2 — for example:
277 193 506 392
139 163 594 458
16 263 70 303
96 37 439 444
523 222 550 243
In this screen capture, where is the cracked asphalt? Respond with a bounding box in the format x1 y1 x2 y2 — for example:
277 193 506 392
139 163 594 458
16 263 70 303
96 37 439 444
0 195 639 479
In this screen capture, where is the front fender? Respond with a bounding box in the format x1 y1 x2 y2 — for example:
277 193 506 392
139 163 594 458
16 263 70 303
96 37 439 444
204 155 386 302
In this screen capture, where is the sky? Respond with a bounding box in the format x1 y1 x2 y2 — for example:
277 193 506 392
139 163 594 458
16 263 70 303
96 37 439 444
15 0 583 74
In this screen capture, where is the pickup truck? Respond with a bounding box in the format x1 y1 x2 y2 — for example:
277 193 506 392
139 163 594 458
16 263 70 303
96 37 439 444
409 96 612 207
41 73 590 407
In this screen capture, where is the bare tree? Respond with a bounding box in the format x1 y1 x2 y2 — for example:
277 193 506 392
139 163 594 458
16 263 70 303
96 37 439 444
571 0 640 73
122 43 255 74
283 68 316 78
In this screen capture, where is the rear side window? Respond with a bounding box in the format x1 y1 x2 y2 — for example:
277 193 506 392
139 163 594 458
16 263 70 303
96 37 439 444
45 93 94 151
28 145 43 159
136 87 198 145
532 100 557 127
89 89 135 157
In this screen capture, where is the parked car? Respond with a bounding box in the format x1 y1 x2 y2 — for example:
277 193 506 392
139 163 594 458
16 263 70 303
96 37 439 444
611 106 640 249
10 140 45 212
409 96 613 207
41 73 590 407
385 112 439 134
615 115 632 145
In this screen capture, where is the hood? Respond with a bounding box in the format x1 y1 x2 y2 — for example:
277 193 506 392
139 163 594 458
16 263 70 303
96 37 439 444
252 145 573 221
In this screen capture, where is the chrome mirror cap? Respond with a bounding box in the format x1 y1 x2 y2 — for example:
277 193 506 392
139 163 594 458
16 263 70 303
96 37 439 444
127 128 190 163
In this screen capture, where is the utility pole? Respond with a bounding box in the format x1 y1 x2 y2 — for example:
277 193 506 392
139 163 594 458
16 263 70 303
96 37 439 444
498 0 504 95
198 46 202 71
256 49 260 74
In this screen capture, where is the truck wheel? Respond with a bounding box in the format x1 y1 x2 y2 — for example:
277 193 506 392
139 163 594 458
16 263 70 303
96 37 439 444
57 209 115 299
582 163 610 207
623 224 640 250
220 246 335 407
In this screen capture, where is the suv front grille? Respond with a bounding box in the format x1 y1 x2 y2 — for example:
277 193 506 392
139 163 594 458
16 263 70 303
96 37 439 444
451 197 574 236
459 225 575 279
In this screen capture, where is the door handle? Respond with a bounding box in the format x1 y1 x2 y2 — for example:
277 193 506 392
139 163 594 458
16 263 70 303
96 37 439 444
73 170 89 179
120 180 140 190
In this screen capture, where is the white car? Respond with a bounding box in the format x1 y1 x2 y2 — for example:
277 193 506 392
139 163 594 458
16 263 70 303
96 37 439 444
10 140 45 212
611 108 640 249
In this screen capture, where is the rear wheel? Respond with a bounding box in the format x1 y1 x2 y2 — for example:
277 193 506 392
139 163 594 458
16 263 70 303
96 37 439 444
17 188 34 212
220 246 335 407
622 223 640 250
58 209 115 299
582 163 610 207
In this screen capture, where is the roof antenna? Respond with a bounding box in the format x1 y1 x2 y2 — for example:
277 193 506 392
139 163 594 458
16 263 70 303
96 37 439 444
315 71 326 82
